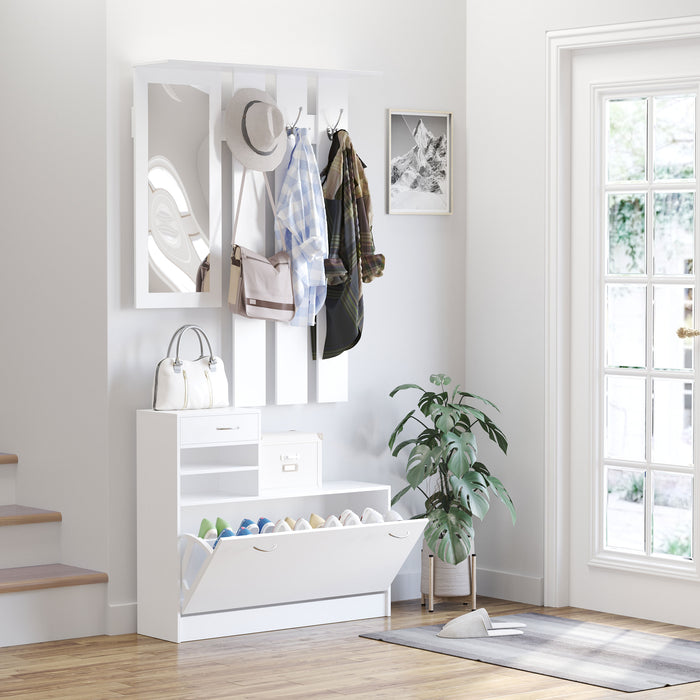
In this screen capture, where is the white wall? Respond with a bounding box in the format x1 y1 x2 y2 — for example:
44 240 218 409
104 0 467 628
0 1 109 572
465 0 700 604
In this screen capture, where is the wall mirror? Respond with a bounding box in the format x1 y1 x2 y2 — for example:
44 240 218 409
133 65 222 308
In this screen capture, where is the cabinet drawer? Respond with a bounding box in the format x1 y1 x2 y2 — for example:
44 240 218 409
260 433 321 490
181 519 427 615
180 412 259 447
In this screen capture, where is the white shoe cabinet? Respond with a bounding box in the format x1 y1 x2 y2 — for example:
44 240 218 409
137 408 426 643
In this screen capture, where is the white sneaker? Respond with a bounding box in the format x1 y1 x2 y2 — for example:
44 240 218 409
273 519 292 533
384 509 404 522
323 515 342 528
361 507 384 524
294 517 312 531
309 513 325 528
342 511 361 527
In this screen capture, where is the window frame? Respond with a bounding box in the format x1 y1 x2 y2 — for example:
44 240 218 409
591 79 700 581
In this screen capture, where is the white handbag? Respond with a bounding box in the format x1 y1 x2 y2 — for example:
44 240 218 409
153 325 229 411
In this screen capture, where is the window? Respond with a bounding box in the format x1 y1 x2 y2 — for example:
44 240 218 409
602 90 696 563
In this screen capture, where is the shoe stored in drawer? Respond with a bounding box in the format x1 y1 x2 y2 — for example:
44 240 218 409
179 410 260 447
179 519 427 615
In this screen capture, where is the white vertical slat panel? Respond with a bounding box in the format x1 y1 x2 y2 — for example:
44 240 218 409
230 71 268 407
315 76 349 403
272 73 314 405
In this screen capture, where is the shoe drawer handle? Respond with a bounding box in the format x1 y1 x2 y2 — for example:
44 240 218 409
388 531 410 539
216 426 239 431
253 544 278 553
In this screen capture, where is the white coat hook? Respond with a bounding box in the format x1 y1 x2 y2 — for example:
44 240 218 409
327 108 344 140
286 106 303 133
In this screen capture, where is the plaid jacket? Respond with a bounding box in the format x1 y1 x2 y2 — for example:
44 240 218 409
314 130 385 359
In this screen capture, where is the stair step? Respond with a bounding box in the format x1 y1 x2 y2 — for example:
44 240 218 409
0 454 18 466
0 564 108 594
0 505 62 527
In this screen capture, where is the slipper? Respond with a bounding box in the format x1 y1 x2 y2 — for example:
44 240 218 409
443 608 527 631
437 609 524 638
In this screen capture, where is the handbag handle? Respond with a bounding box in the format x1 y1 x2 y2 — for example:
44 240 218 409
167 325 205 359
169 325 219 374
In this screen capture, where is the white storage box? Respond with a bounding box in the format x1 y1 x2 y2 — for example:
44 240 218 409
260 432 322 491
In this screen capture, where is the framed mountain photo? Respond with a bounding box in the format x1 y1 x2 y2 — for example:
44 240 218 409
388 110 452 215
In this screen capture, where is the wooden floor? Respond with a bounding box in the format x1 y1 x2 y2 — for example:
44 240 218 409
2 597 700 699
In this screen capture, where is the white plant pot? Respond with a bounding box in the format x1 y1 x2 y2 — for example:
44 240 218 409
420 540 473 597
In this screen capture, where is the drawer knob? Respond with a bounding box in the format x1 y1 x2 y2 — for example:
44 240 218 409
216 426 240 431
388 531 410 539
253 544 278 553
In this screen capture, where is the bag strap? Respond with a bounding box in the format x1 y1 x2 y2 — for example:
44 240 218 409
169 325 219 373
167 325 204 359
231 166 278 247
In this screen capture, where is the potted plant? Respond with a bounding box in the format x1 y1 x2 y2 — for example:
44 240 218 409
389 373 516 568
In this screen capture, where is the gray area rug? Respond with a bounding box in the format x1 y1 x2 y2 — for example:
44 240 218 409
361 613 700 692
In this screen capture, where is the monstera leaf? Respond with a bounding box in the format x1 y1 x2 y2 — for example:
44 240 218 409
405 444 437 487
423 505 474 565
442 431 477 478
449 473 490 520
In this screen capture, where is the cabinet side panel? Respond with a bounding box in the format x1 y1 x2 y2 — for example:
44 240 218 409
137 411 181 642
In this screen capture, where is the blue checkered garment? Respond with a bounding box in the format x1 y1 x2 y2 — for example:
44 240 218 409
274 128 328 326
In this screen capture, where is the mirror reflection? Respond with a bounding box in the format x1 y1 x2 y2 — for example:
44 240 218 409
148 83 210 292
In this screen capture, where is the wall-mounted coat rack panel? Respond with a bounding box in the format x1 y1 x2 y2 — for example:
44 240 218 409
134 61 380 407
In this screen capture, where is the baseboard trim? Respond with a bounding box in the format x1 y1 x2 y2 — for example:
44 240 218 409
107 601 137 635
477 567 543 605
391 570 420 601
392 567 543 606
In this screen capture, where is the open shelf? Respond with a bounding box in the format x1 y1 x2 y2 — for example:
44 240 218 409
259 480 390 499
180 465 259 476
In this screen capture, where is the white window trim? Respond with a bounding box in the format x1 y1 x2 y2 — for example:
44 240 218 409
592 81 700 580
545 16 700 607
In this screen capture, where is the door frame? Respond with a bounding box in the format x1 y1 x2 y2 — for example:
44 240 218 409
544 16 700 607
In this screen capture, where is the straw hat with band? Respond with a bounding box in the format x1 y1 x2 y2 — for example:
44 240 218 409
224 88 288 172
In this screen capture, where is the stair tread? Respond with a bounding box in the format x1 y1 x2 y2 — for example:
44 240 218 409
0 564 108 594
0 453 18 466
0 505 62 527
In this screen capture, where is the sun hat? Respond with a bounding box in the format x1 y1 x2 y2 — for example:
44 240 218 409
223 88 287 171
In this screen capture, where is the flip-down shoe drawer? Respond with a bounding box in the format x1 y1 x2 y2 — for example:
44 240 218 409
180 412 260 447
180 518 428 615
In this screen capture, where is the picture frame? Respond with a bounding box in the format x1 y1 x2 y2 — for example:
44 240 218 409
388 109 452 215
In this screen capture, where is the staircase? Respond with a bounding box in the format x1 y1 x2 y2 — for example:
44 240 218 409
0 453 108 647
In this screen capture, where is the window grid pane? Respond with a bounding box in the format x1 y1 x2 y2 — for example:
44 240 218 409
603 91 696 562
